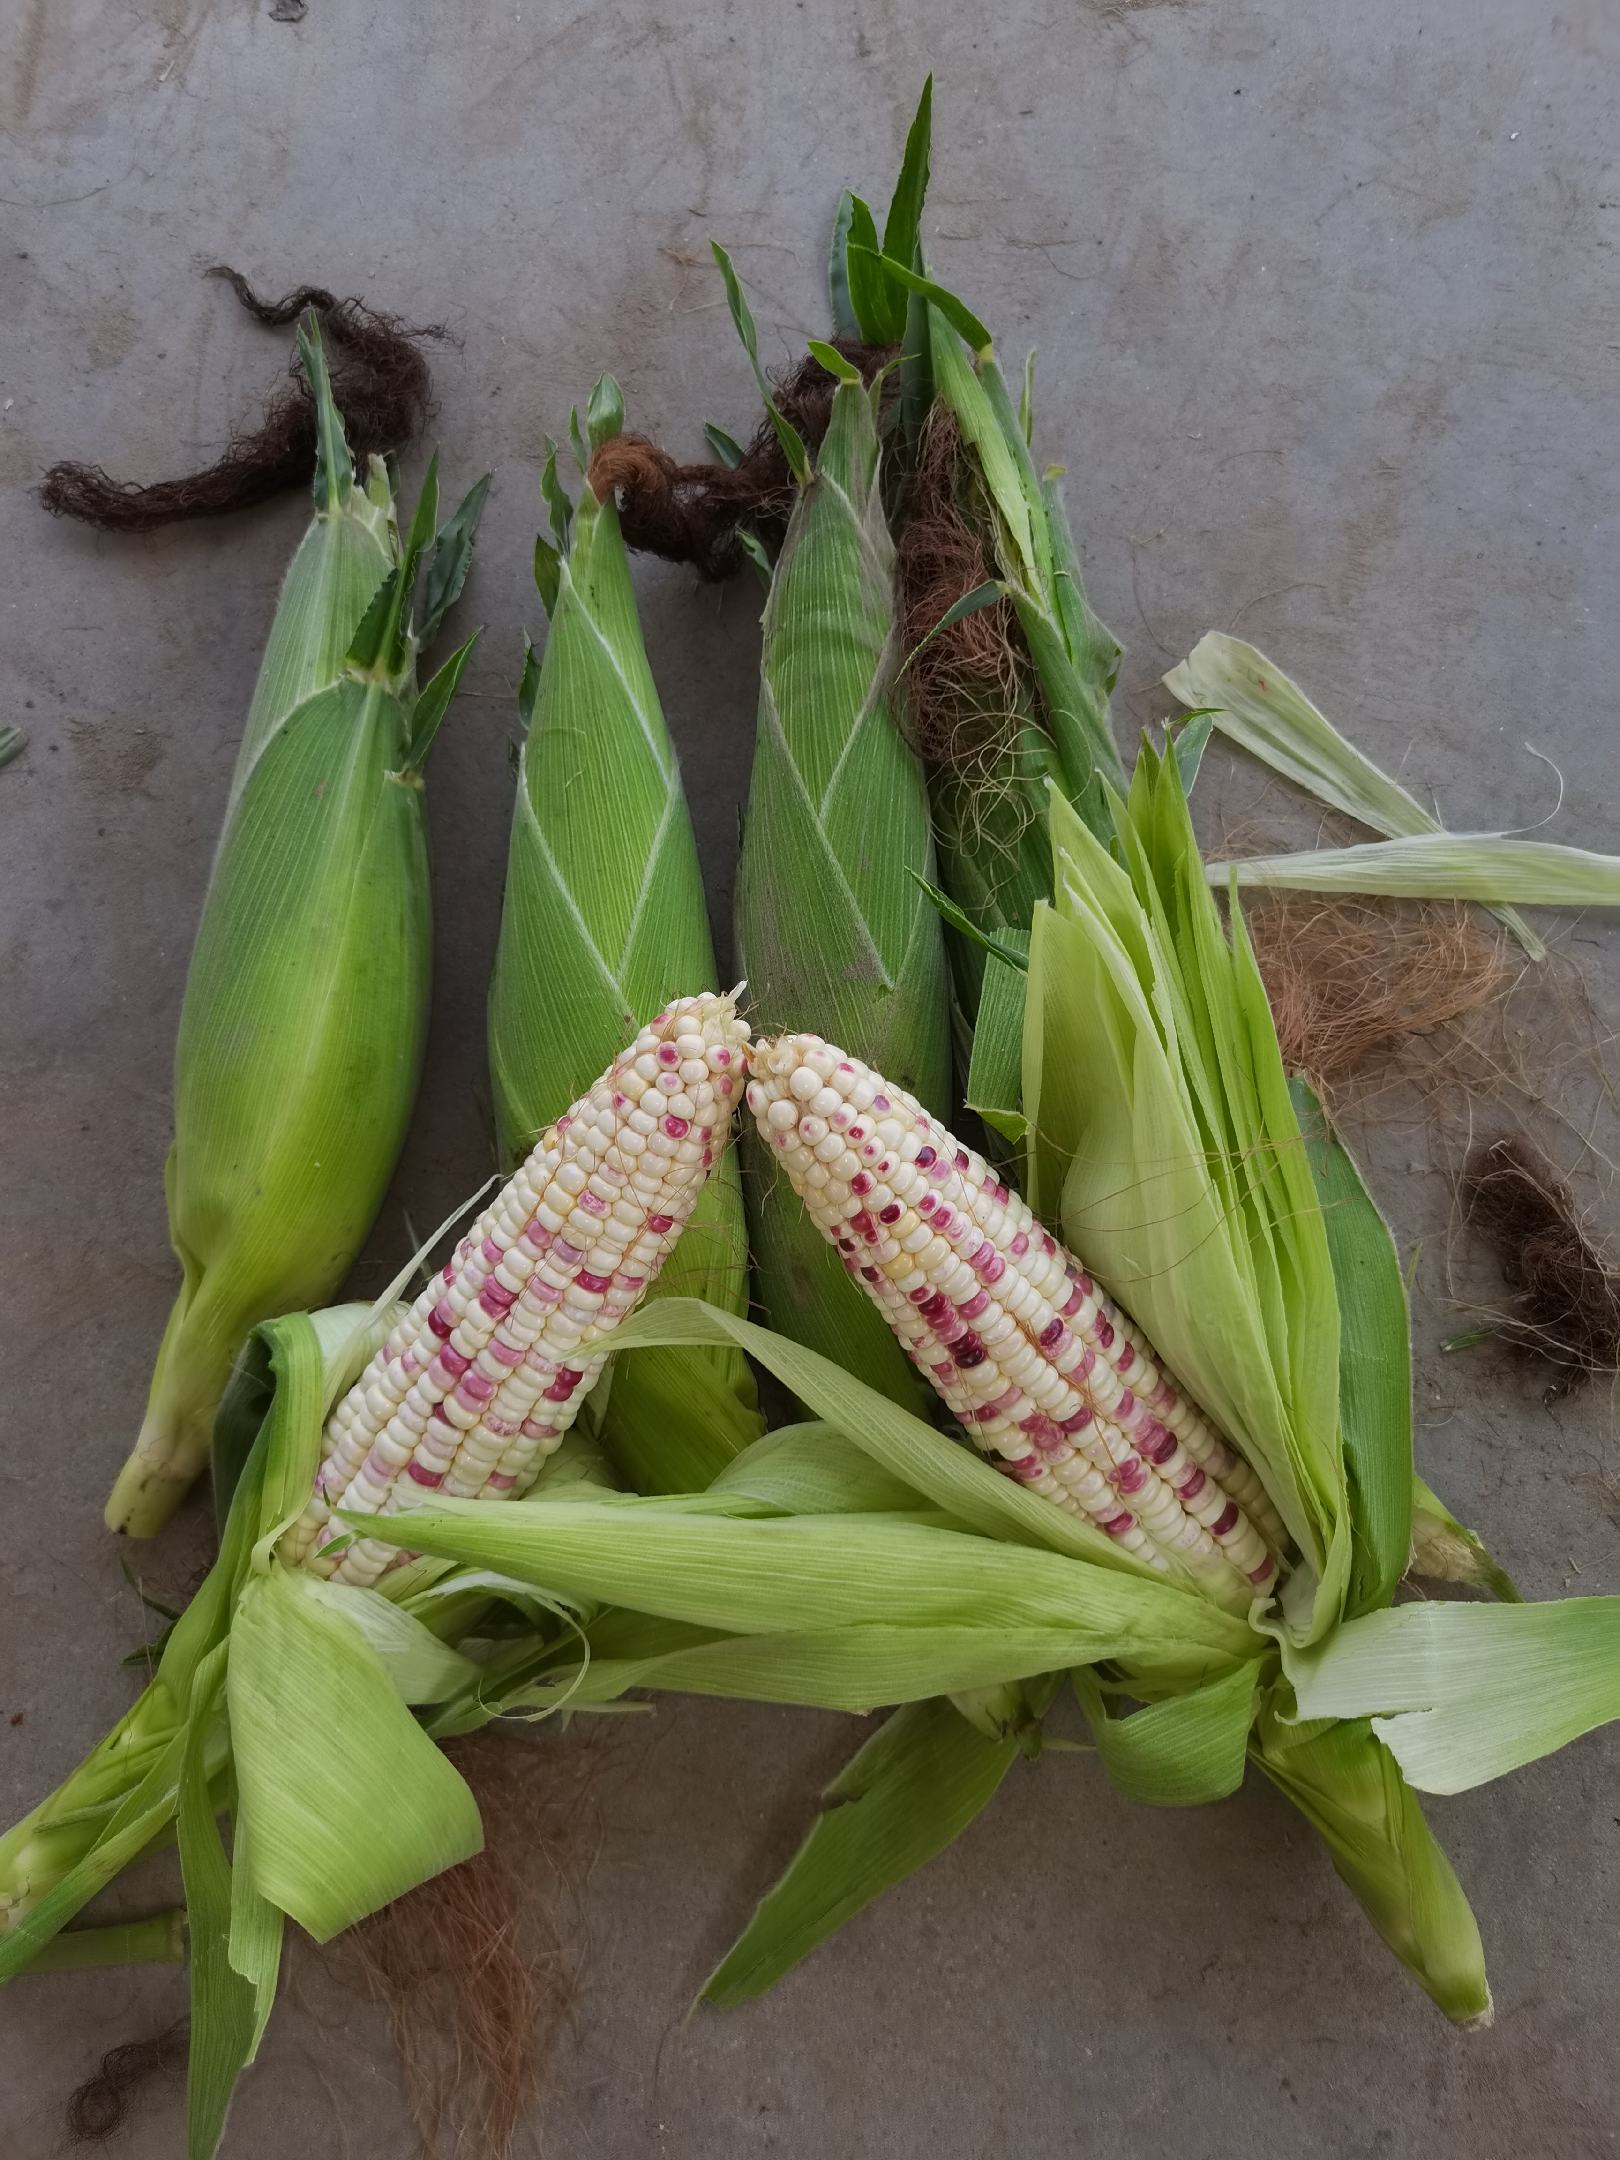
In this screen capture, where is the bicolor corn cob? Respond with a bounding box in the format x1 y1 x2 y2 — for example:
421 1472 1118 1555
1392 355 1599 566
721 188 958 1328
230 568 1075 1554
283 991 749 1584
746 1031 1285 1592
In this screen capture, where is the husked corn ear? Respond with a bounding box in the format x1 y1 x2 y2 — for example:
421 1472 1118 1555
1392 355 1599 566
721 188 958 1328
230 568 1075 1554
283 992 749 1584
746 1032 1285 1592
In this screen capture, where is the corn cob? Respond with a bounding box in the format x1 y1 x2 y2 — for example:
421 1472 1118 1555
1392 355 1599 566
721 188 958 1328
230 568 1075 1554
284 991 749 1584
746 1031 1284 1591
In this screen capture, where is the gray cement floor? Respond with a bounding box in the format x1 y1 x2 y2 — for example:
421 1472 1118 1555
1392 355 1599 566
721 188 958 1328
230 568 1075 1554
4 2 1619 2154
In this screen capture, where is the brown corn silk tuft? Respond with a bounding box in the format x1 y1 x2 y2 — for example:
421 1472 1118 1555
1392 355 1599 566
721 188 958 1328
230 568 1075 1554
39 268 438 532
64 2023 187 2146
1461 1134 1620 1381
588 340 893 579
895 404 1029 772
340 1729 599 2159
1244 891 1513 1105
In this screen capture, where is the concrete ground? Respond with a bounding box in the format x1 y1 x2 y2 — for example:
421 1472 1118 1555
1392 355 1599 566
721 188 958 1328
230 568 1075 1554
3 1 1618 2154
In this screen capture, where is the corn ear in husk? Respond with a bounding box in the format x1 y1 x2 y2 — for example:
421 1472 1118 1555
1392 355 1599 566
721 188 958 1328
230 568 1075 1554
105 324 486 1536
722 258 950 1404
488 381 761 1492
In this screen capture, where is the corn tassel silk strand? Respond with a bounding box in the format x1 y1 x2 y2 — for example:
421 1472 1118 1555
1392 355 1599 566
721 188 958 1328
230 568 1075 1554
284 992 748 1584
746 1031 1285 1592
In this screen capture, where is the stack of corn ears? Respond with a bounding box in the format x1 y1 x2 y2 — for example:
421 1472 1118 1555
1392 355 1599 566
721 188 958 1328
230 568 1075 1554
105 322 487 1538
0 386 765 2152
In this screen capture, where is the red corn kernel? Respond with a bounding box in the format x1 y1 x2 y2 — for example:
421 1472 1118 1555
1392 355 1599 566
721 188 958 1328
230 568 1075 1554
647 1213 674 1233
1097 1320 1115 1349
915 1145 936 1168
428 1300 455 1339
1248 1555 1277 1585
1211 1502 1239 1537
955 1338 987 1369
1178 1468 1206 1500
1114 1456 1148 1495
1101 1510 1135 1538
1059 1407 1093 1434
664 1114 690 1139
407 1462 446 1488
851 1172 872 1196
577 1270 612 1294
879 1203 902 1224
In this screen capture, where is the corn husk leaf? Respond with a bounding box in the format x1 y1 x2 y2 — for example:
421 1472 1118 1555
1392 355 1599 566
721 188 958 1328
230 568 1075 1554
1284 1597 1620 1794
1253 1691 1490 2024
1292 1080 1412 1617
1408 1474 1520 1602
1073 1661 1260 1807
1208 831 1620 913
1164 632 1544 957
488 387 760 1493
106 323 485 1536
727 256 950 1407
1024 758 1350 1635
703 1694 1021 2006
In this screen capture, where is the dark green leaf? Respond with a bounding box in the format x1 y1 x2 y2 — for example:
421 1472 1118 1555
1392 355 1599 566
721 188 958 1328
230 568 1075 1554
539 439 573 548
827 190 862 339
711 243 810 482
402 451 440 561
533 535 562 617
703 1695 1018 2005
403 629 480 773
852 249 992 355
1292 1078 1413 1617
703 421 747 469
842 196 893 342
907 868 1029 972
517 632 543 731
588 374 625 451
880 77 933 276
419 472 491 646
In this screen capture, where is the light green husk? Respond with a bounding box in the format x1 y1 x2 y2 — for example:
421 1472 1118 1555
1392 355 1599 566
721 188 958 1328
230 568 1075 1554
487 381 761 1493
105 323 486 1536
1163 632 1547 956
724 257 950 1404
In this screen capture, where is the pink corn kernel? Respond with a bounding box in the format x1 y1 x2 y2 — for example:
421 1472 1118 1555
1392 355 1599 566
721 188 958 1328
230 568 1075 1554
1114 1456 1148 1495
648 1213 674 1234
1005 1455 1044 1484
973 1248 1006 1284
436 1345 471 1379
554 1239 583 1265
543 1379 575 1404
873 1092 890 1110
521 1419 558 1442
932 1208 955 1236
407 1462 446 1488
1076 1347 1097 1381
932 1359 957 1383
1101 1510 1136 1538
1011 1232 1029 1257
664 1115 689 1139
456 1373 495 1407
918 1291 949 1322
482 1236 504 1264
1059 1407 1093 1434
526 1280 562 1306
658 1043 680 1065
1117 1343 1136 1372
428 1300 455 1339
714 1048 731 1066
479 1281 518 1316
915 1145 936 1168
580 1189 607 1216
1097 1319 1116 1349
1178 1468 1207 1501
955 1150 968 1170
851 1210 874 1237
1117 1390 1136 1420
959 1289 990 1320
485 1472 517 1491
848 1124 865 1143
1041 1234 1055 1256
555 1367 583 1388
1038 1317 1064 1349
578 1270 612 1294
1021 1414 1064 1455
482 1414 518 1438
1248 1555 1277 1585
918 1192 937 1216
521 1222 554 1253
1139 1424 1176 1465
851 1172 872 1196
1061 1286 1084 1319
1211 1502 1240 1538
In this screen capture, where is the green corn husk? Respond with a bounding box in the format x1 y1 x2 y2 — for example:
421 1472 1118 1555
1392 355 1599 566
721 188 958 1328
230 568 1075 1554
105 323 486 1537
488 381 762 1493
330 745 1620 2026
722 259 951 1404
